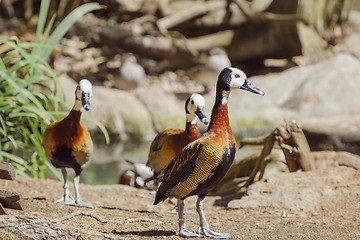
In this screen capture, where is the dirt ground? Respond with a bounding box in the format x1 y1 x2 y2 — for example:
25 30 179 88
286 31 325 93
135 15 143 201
0 165 360 240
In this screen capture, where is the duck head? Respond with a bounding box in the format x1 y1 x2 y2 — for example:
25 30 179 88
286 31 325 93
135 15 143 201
186 93 209 125
74 79 93 112
217 67 264 104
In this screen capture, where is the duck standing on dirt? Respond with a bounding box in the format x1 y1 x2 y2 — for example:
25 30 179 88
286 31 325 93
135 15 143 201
147 93 209 182
43 79 93 208
154 67 264 238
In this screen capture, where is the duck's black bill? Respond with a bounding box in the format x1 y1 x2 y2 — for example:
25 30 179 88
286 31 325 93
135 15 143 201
82 93 91 111
196 108 209 125
241 79 265 96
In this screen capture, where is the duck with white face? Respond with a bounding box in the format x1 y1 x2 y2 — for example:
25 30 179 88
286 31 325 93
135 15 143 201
147 93 209 183
154 67 264 238
43 79 94 208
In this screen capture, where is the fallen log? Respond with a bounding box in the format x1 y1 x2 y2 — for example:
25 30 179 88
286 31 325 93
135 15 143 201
187 30 234 52
275 121 315 172
157 0 226 34
210 120 315 196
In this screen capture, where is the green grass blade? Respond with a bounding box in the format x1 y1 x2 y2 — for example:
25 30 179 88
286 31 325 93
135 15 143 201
40 3 103 61
0 151 26 165
35 0 50 43
32 14 57 67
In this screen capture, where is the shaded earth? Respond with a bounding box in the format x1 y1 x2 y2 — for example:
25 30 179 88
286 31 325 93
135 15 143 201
0 165 360 240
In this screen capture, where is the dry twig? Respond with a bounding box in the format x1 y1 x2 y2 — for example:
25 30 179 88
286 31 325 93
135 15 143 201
53 211 118 224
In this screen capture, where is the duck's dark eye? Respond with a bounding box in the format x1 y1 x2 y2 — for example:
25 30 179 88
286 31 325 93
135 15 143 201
235 74 240 78
191 100 194 104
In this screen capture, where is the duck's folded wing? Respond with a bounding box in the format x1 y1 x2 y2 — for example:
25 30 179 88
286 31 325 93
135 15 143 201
163 140 202 183
154 140 202 203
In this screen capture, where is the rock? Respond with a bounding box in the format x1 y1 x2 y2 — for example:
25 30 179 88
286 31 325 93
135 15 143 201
334 11 360 59
281 54 360 117
224 54 360 149
88 86 155 141
0 162 15 180
231 53 360 116
312 151 360 170
227 166 360 211
0 190 23 210
135 85 185 132
0 215 81 239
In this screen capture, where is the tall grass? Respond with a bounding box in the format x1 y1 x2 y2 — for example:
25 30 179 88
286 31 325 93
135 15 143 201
0 1 104 179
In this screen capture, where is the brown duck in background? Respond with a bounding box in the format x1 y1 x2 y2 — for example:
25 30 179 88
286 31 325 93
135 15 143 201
43 79 93 208
147 93 209 181
154 67 264 238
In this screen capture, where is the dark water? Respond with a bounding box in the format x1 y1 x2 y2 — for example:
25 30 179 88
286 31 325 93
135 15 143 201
80 140 151 185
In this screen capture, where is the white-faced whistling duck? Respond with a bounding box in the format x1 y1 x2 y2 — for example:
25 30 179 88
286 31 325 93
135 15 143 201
43 79 93 208
154 67 264 238
147 93 209 182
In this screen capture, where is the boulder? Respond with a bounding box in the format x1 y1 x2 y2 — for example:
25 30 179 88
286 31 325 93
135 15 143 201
89 86 155 141
227 166 360 211
281 54 360 117
225 54 360 142
135 85 185 132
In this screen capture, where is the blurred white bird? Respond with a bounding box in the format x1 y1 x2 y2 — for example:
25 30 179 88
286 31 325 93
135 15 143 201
119 160 154 189
114 54 147 90
187 48 231 94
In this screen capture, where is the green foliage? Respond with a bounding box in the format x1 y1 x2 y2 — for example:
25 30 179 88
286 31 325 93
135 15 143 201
0 230 15 240
0 37 60 179
0 1 103 179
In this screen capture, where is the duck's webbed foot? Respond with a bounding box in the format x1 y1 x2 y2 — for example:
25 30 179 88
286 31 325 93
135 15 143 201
55 194 75 205
74 198 94 208
196 197 231 239
180 226 202 238
198 227 231 239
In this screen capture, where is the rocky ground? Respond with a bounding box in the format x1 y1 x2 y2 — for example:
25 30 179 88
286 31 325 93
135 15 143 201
1 164 360 240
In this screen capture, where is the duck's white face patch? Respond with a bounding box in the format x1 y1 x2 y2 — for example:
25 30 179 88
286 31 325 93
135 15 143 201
186 93 207 125
79 79 92 94
187 93 205 114
228 67 247 89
